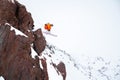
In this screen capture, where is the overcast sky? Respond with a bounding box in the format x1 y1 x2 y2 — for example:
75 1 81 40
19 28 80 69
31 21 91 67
19 0 120 59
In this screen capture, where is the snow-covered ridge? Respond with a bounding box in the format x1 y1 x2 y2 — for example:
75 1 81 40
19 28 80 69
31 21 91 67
5 23 28 37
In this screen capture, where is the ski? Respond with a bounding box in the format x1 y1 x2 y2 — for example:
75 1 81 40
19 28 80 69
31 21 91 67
43 31 57 37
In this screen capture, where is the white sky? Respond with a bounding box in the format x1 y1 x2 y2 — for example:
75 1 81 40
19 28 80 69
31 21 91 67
19 0 120 59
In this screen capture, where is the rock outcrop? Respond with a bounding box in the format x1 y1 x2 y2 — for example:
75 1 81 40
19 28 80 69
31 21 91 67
57 62 66 80
0 0 66 80
52 62 66 80
33 29 46 55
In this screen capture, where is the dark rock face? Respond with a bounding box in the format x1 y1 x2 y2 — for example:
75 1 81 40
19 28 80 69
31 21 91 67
0 0 66 80
33 29 46 55
0 0 18 27
0 0 47 80
15 1 34 33
57 62 66 80
0 0 34 33
52 62 66 80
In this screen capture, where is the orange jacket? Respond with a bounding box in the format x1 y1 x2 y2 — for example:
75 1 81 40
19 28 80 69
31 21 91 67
44 23 53 31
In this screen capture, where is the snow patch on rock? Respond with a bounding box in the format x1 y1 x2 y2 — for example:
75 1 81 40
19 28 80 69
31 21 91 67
0 76 4 80
5 23 28 37
31 47 38 59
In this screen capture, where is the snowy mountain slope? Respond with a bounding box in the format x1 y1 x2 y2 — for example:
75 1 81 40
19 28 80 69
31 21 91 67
40 43 81 80
40 43 120 80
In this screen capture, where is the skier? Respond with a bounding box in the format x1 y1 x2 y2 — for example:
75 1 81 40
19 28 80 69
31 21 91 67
43 23 57 37
44 23 53 31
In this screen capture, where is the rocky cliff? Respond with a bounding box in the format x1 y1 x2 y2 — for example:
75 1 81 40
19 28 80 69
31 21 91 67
0 0 66 80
